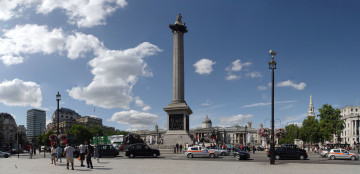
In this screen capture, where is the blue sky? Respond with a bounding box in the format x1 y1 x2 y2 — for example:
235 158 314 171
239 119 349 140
0 0 359 131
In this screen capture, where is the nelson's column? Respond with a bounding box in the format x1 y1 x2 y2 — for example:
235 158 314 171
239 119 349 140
163 14 193 145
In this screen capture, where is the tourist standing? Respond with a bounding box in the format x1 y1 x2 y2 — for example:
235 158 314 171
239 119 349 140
51 145 58 165
79 143 85 167
57 146 62 162
253 146 256 154
179 144 183 153
94 145 99 163
176 143 179 153
86 142 93 169
29 148 33 159
64 144 75 170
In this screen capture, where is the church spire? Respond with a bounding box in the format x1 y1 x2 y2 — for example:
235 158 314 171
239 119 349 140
307 94 315 117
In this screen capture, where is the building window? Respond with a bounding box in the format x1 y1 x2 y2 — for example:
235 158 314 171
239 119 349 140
351 109 353 112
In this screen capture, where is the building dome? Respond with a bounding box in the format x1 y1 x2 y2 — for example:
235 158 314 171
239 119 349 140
202 115 212 128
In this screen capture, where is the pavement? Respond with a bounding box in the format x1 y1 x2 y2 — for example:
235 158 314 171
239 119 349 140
1 151 359 174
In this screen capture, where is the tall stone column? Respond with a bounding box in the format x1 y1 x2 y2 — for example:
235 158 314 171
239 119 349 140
163 14 192 146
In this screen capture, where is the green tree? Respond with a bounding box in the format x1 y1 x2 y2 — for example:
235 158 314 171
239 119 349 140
41 130 54 146
318 104 345 142
300 116 320 147
66 124 92 144
278 124 300 144
89 126 104 137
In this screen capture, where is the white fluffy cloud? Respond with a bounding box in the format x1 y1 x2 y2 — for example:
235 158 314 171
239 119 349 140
257 85 267 90
277 80 307 90
193 58 215 75
219 114 253 126
225 59 251 72
109 110 158 128
225 59 251 81
0 78 42 107
134 96 151 111
0 24 65 65
0 24 162 109
246 72 262 78
68 42 162 109
0 0 128 28
0 24 103 65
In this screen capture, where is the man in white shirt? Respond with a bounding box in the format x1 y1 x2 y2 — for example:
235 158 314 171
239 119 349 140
79 143 85 167
64 144 75 170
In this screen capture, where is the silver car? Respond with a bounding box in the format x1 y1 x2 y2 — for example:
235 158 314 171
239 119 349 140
0 150 11 158
206 146 230 156
186 146 220 158
327 149 358 160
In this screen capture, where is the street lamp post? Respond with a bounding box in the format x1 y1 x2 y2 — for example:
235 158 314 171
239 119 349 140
357 115 359 154
56 92 61 145
269 50 277 165
245 125 248 146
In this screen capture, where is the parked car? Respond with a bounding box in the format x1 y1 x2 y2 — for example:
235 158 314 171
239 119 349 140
206 146 230 156
267 144 308 160
97 145 119 157
186 146 220 158
256 146 265 151
327 149 358 160
0 150 11 158
233 148 250 160
125 143 160 158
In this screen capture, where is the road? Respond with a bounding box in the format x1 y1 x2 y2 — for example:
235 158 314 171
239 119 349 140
1 151 360 174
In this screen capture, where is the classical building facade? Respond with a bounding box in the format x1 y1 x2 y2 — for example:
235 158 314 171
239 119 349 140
191 116 259 146
27 109 46 143
0 113 17 149
338 105 360 147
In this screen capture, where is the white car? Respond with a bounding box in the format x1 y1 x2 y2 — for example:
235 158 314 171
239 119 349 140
186 146 220 158
327 149 358 160
0 151 11 158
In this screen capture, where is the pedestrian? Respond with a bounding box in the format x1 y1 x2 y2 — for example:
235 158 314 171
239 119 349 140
176 143 179 153
86 142 93 169
253 146 256 154
51 145 57 165
173 145 176 154
33 147 36 155
94 145 99 163
57 146 62 163
64 144 75 170
29 148 33 159
179 144 183 153
79 143 86 167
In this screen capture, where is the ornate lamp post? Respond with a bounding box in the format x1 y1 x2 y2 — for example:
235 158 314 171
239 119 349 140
357 115 359 154
269 50 277 165
56 92 61 145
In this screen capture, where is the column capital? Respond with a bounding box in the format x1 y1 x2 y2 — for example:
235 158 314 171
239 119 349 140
169 24 188 33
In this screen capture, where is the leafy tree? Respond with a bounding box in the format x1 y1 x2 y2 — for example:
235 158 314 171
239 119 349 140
300 116 320 146
89 126 104 136
318 104 345 142
278 124 300 144
66 124 92 144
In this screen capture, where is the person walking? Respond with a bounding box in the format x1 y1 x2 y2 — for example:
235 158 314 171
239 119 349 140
252 146 256 154
79 143 85 167
173 145 176 154
179 144 183 153
86 142 93 169
57 146 62 163
176 143 179 153
51 145 58 165
94 145 99 163
64 144 75 170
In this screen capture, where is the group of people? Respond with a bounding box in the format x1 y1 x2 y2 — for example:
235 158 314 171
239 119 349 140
49 142 100 170
173 143 184 153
